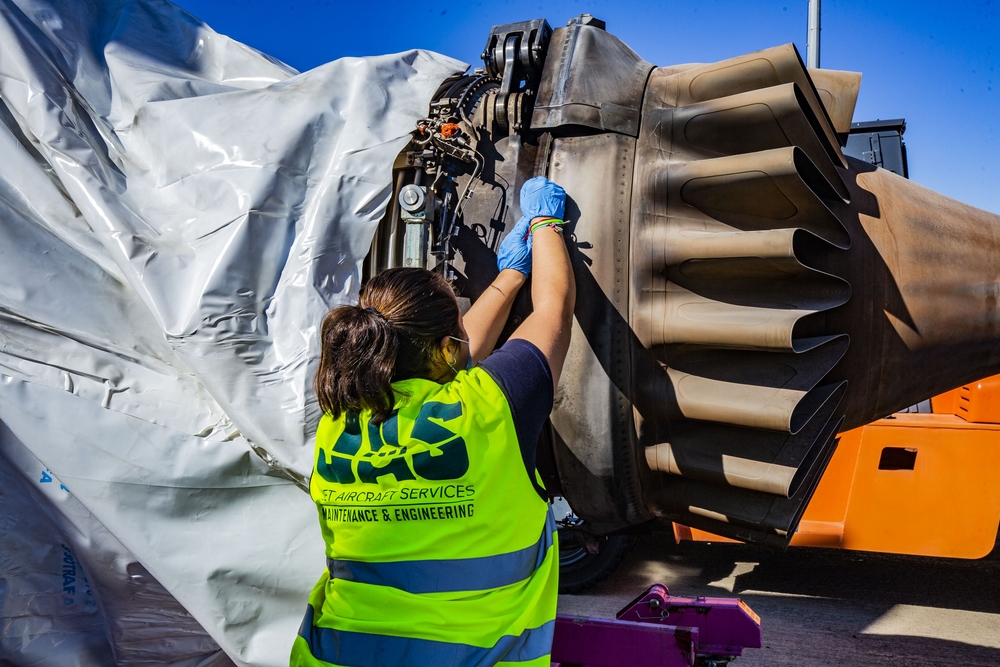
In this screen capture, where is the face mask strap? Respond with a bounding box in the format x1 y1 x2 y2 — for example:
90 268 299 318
446 335 473 374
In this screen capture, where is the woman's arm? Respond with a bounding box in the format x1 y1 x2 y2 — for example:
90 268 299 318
463 268 527 363
509 222 575 391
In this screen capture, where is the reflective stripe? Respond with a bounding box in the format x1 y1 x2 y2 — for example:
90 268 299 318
327 511 556 594
298 604 554 667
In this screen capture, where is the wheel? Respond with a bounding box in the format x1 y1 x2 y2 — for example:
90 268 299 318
550 495 633 593
557 531 632 594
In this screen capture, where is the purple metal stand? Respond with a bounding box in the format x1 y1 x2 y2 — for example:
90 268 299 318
551 584 761 666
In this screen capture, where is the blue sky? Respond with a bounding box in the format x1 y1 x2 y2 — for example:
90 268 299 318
174 0 999 214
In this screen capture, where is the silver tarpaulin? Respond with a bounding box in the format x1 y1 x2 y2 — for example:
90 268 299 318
0 0 465 664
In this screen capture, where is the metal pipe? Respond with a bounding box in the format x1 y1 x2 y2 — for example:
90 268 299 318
807 0 821 68
384 169 406 268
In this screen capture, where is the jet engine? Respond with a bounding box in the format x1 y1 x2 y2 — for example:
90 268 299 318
365 15 1000 547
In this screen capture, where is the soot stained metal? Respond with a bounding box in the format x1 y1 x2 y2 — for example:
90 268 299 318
368 15 1000 547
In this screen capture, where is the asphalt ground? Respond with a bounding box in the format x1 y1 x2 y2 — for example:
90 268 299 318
556 532 1000 666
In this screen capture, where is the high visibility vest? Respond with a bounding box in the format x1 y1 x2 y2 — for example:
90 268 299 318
291 366 558 667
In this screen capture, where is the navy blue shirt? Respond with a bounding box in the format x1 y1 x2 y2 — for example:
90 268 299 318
479 339 553 497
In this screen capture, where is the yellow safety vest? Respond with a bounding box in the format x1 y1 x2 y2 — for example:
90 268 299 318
291 366 558 667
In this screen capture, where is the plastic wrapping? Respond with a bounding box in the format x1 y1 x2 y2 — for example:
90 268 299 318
0 0 465 664
0 440 113 667
1 423 234 667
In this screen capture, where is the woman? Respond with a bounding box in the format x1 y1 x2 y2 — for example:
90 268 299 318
291 177 575 667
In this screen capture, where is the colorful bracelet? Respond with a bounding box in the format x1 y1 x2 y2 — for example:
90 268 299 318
521 217 565 241
529 217 565 233
533 223 563 234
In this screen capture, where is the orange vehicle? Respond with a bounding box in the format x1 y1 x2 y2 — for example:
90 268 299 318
675 374 1000 558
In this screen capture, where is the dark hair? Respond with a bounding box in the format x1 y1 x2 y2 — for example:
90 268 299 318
315 268 462 423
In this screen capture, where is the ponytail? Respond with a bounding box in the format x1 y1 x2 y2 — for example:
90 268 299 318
314 268 462 423
315 304 399 423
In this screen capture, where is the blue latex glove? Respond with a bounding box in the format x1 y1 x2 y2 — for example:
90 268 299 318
519 176 566 222
496 215 532 275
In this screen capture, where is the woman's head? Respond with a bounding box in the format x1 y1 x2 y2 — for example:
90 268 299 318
315 268 465 423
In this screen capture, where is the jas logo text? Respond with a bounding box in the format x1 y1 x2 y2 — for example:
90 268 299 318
317 402 469 485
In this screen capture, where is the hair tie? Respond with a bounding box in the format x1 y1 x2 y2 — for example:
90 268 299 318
363 305 389 323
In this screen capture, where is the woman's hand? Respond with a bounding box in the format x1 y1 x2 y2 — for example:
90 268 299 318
495 178 568 276
496 216 532 275
519 176 566 224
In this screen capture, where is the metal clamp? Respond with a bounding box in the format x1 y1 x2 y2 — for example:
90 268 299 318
480 18 552 133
